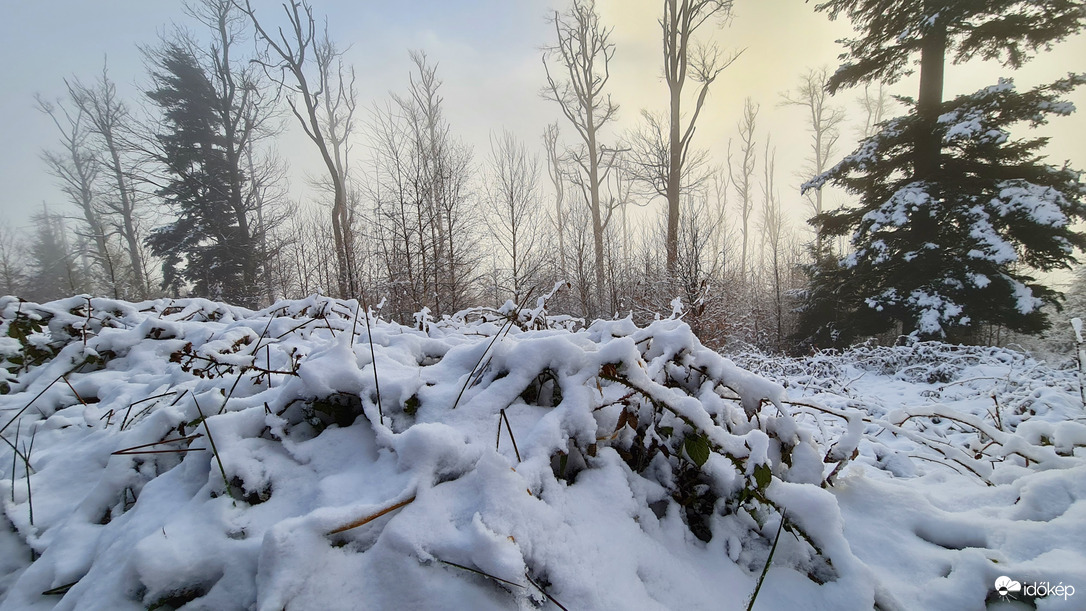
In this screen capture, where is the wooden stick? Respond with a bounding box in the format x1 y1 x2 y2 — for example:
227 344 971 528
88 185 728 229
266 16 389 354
328 496 416 535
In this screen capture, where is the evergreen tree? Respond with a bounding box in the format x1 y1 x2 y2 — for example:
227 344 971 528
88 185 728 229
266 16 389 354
806 0 1086 341
146 43 260 306
791 241 856 352
0 221 27 297
26 207 85 302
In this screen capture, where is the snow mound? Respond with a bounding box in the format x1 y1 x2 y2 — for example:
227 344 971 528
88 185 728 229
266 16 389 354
1 295 1084 610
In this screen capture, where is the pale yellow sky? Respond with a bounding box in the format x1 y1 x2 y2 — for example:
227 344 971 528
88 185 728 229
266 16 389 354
586 0 1086 234
3 0 1083 262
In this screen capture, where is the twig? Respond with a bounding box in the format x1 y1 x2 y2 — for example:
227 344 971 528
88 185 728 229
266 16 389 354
112 448 207 455
274 318 316 340
498 409 522 462
83 296 92 350
937 376 1000 390
746 511 787 611
193 396 235 502
525 571 570 611
120 391 178 431
990 393 1003 431
451 288 535 410
436 558 526 590
41 581 79 596
222 318 276 411
23 429 37 526
111 434 204 455
9 424 20 502
327 495 416 535
0 373 66 437
785 399 992 483
350 300 359 345
2 428 32 474
61 375 87 407
908 454 970 478
360 291 384 425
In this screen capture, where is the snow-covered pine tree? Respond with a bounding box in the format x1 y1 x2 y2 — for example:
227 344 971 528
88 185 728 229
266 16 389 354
804 0 1086 343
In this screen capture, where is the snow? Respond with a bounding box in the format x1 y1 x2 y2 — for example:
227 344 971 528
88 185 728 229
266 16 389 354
2 296 1086 610
1011 280 1043 315
970 274 992 289
861 184 926 231
991 181 1071 227
966 208 1019 265
938 102 1010 147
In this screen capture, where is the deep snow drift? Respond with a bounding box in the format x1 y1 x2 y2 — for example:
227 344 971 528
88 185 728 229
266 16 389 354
1 294 1084 610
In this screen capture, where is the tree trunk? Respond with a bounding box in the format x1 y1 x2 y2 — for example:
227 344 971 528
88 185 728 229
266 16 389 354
667 84 682 274
104 135 147 299
588 120 606 315
915 10 945 180
906 7 946 338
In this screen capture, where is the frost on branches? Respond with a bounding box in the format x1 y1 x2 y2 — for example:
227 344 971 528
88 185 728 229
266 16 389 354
804 75 1086 342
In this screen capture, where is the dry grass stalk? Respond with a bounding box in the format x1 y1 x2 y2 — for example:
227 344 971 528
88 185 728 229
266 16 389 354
327 496 416 535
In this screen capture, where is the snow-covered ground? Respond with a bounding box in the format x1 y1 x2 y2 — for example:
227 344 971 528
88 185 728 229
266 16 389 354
1 294 1084 610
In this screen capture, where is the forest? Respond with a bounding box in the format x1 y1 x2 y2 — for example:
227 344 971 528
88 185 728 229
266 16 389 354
3 2 1086 609
2 0 1085 355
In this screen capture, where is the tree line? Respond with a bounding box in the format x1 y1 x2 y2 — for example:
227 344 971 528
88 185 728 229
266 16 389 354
3 0 1084 353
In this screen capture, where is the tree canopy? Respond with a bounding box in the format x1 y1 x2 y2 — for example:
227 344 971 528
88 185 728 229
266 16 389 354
802 0 1086 343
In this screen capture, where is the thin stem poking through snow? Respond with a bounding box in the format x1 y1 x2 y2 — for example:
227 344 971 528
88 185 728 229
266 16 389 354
747 511 787 611
193 395 235 503
359 292 384 425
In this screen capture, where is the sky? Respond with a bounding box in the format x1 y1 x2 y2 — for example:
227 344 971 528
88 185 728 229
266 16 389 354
1 0 1084 249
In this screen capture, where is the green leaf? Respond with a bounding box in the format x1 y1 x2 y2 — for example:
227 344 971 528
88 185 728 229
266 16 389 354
403 394 420 416
684 434 710 467
753 463 772 490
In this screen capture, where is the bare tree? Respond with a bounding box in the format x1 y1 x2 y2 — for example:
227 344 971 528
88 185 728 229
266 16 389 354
542 0 619 315
367 99 423 318
542 122 568 279
367 53 478 320
660 0 739 274
238 0 356 297
66 64 149 297
484 130 543 303
36 95 121 297
758 139 786 349
674 188 728 344
314 29 358 293
626 109 711 203
709 166 730 276
396 51 477 316
728 98 758 282
859 82 893 139
781 66 844 255
0 222 26 296
247 148 293 303
566 202 597 317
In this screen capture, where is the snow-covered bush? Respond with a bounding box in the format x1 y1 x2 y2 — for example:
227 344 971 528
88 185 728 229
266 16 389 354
2 295 1084 609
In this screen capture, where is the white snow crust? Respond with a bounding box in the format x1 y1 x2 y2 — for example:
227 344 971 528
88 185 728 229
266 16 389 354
1 296 1084 610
